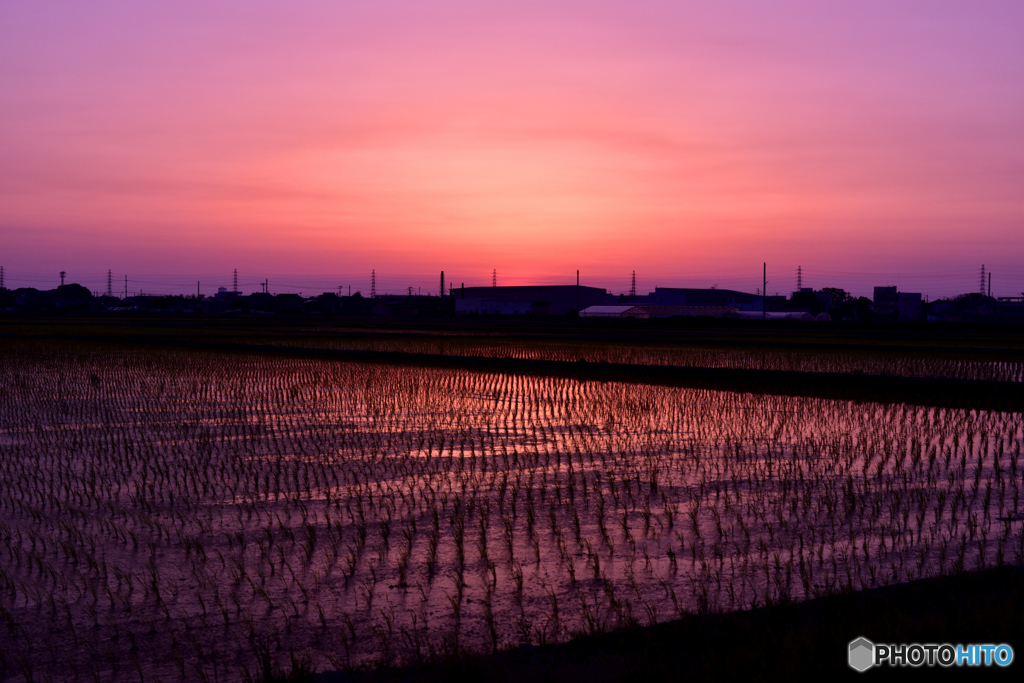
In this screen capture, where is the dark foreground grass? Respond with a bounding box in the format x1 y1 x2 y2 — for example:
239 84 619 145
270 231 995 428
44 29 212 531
314 565 1024 682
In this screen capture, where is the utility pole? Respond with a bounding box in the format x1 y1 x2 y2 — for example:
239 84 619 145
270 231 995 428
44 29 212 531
492 269 497 287
980 265 986 295
124 275 128 299
1 265 5 289
440 271 445 297
233 269 238 294
797 265 802 290
371 270 376 298
989 272 992 297
576 269 580 313
60 271 66 287
763 263 767 320
630 271 636 297
197 281 200 298
107 270 112 297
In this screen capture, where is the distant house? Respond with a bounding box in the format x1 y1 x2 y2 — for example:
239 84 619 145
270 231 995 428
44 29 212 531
874 286 922 320
897 293 923 320
996 297 1024 322
873 286 898 317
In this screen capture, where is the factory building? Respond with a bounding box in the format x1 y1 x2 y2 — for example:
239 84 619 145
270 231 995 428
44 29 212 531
873 286 922 320
640 287 764 312
455 285 610 315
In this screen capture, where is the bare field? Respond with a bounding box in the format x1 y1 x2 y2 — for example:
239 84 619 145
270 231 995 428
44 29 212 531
1 340 1022 681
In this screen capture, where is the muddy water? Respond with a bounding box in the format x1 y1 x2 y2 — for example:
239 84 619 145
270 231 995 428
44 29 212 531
0 341 1021 681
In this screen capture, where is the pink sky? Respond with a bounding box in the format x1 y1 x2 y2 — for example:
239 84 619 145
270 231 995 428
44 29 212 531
2 1 1023 298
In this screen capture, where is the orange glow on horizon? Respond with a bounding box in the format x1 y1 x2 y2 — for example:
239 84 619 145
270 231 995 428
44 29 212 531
2 2 1023 296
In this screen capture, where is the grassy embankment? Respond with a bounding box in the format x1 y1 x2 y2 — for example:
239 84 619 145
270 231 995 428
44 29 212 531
315 565 1024 682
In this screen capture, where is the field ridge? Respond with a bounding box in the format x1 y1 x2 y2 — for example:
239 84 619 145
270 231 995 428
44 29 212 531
26 332 1024 411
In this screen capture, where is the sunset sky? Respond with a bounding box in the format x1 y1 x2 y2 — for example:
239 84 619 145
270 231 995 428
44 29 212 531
2 1 1023 297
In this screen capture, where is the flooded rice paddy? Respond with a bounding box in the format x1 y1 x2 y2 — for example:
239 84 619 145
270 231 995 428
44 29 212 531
256 335 1024 383
1 340 1022 681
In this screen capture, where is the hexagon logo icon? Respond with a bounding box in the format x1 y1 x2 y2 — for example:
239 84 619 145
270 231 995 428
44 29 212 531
849 637 875 672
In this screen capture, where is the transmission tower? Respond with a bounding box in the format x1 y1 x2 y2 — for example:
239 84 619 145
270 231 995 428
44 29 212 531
106 270 112 297
980 265 986 295
371 270 376 298
233 269 238 294
797 265 803 290
60 271 66 287
630 271 636 297
492 269 497 287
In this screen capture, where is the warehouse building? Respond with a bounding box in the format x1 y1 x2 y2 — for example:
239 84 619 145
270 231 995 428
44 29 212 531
455 285 610 315
636 287 764 312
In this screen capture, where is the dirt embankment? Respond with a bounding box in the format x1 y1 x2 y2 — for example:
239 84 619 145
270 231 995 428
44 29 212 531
318 565 1024 682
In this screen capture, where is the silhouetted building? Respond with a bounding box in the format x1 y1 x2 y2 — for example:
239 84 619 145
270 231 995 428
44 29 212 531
874 286 922 320
645 288 763 312
581 305 738 318
929 293 998 322
997 296 1024 322
457 285 608 315
456 299 533 315
873 286 898 317
897 292 923 320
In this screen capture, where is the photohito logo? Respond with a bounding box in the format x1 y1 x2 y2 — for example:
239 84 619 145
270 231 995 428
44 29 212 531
849 637 875 672
848 637 1014 671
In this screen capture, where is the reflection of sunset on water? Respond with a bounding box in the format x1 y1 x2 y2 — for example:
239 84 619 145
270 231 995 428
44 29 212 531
1 340 1020 678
